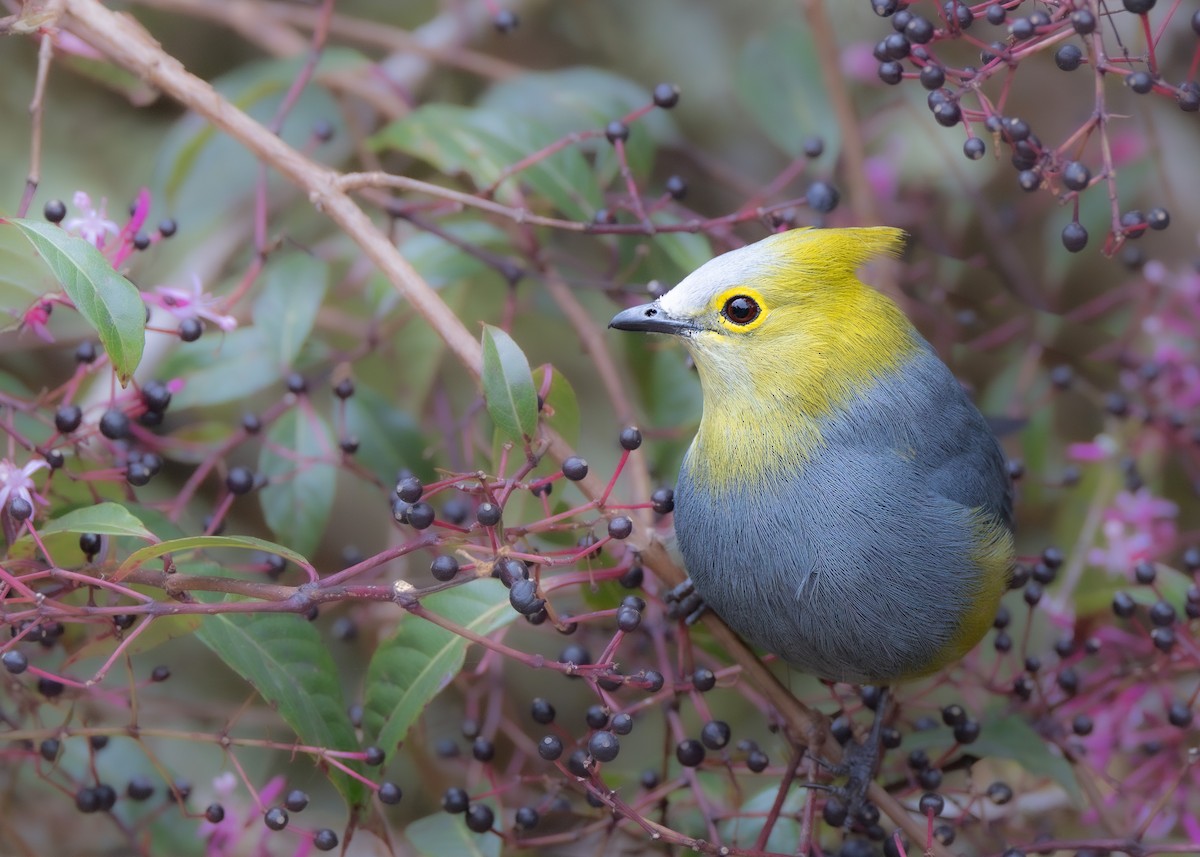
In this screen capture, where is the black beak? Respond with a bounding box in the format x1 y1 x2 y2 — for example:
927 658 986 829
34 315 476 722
609 302 696 336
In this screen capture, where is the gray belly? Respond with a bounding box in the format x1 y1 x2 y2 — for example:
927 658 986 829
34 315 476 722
674 448 983 684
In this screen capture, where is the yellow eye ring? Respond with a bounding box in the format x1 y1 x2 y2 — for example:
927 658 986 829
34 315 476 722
714 288 767 331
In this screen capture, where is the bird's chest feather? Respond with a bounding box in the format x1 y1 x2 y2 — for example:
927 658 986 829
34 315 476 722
672 353 1010 683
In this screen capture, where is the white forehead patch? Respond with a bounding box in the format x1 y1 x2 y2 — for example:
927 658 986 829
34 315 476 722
658 233 790 317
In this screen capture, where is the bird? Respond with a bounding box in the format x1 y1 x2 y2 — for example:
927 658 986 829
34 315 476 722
609 226 1014 689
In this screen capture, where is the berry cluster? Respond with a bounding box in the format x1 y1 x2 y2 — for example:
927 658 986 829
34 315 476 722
869 0 1193 253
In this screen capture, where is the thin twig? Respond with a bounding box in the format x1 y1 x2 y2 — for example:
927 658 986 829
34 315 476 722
19 29 55 217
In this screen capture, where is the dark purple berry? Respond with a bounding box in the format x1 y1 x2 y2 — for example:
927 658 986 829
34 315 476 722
465 803 495 833
676 739 705 767
604 121 630 144
1062 222 1088 252
226 466 254 495
313 829 338 851
700 720 731 750
44 199 67 223
1055 44 1083 71
1062 161 1091 191
493 10 518 32
1072 10 1096 34
588 731 620 762
562 457 588 480
443 787 469 813
878 61 904 85
806 181 840 213
99 409 130 440
537 735 563 760
919 64 946 89
179 318 203 342
55 404 83 434
1127 71 1155 94
653 83 680 109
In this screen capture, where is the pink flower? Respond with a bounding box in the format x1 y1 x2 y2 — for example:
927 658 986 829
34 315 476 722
1067 436 1117 462
58 187 153 270
1087 489 1177 577
18 300 56 343
64 191 119 248
197 772 287 857
0 458 48 514
864 156 899 203
1109 130 1147 168
841 42 881 83
147 274 238 332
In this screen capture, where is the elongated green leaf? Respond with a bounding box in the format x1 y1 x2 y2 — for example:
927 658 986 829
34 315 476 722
480 68 675 183
5 219 145 385
258 409 336 558
70 614 202 662
907 714 1081 803
406 812 500 857
0 224 55 315
721 783 805 853
155 50 361 226
253 253 329 369
159 328 276 410
362 580 516 756
38 503 155 540
344 386 433 482
116 534 311 579
197 609 364 808
736 24 839 160
481 325 537 443
371 105 600 219
654 229 713 281
540 366 580 448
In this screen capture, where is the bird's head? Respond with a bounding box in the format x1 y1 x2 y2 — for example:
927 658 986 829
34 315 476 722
610 227 916 422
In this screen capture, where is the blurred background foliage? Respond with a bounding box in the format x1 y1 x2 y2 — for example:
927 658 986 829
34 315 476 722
1 1 1198 855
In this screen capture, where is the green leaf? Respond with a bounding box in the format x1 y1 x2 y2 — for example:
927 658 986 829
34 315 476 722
58 53 159 107
71 614 202 662
197 609 364 808
0 223 57 316
480 325 538 443
362 580 516 756
720 783 805 852
155 50 361 227
161 421 234 465
116 534 311 580
344 386 434 483
907 714 1081 804
406 811 500 857
38 503 155 540
253 253 329 369
653 229 713 281
620 333 700 482
540 366 580 447
371 105 600 219
258 409 337 558
735 24 840 161
480 68 676 183
159 328 277 410
4 219 145 385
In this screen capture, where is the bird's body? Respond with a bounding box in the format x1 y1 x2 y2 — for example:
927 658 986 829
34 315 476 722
611 227 1013 685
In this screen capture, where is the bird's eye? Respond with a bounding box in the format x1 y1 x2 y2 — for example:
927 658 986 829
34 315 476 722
722 295 760 325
